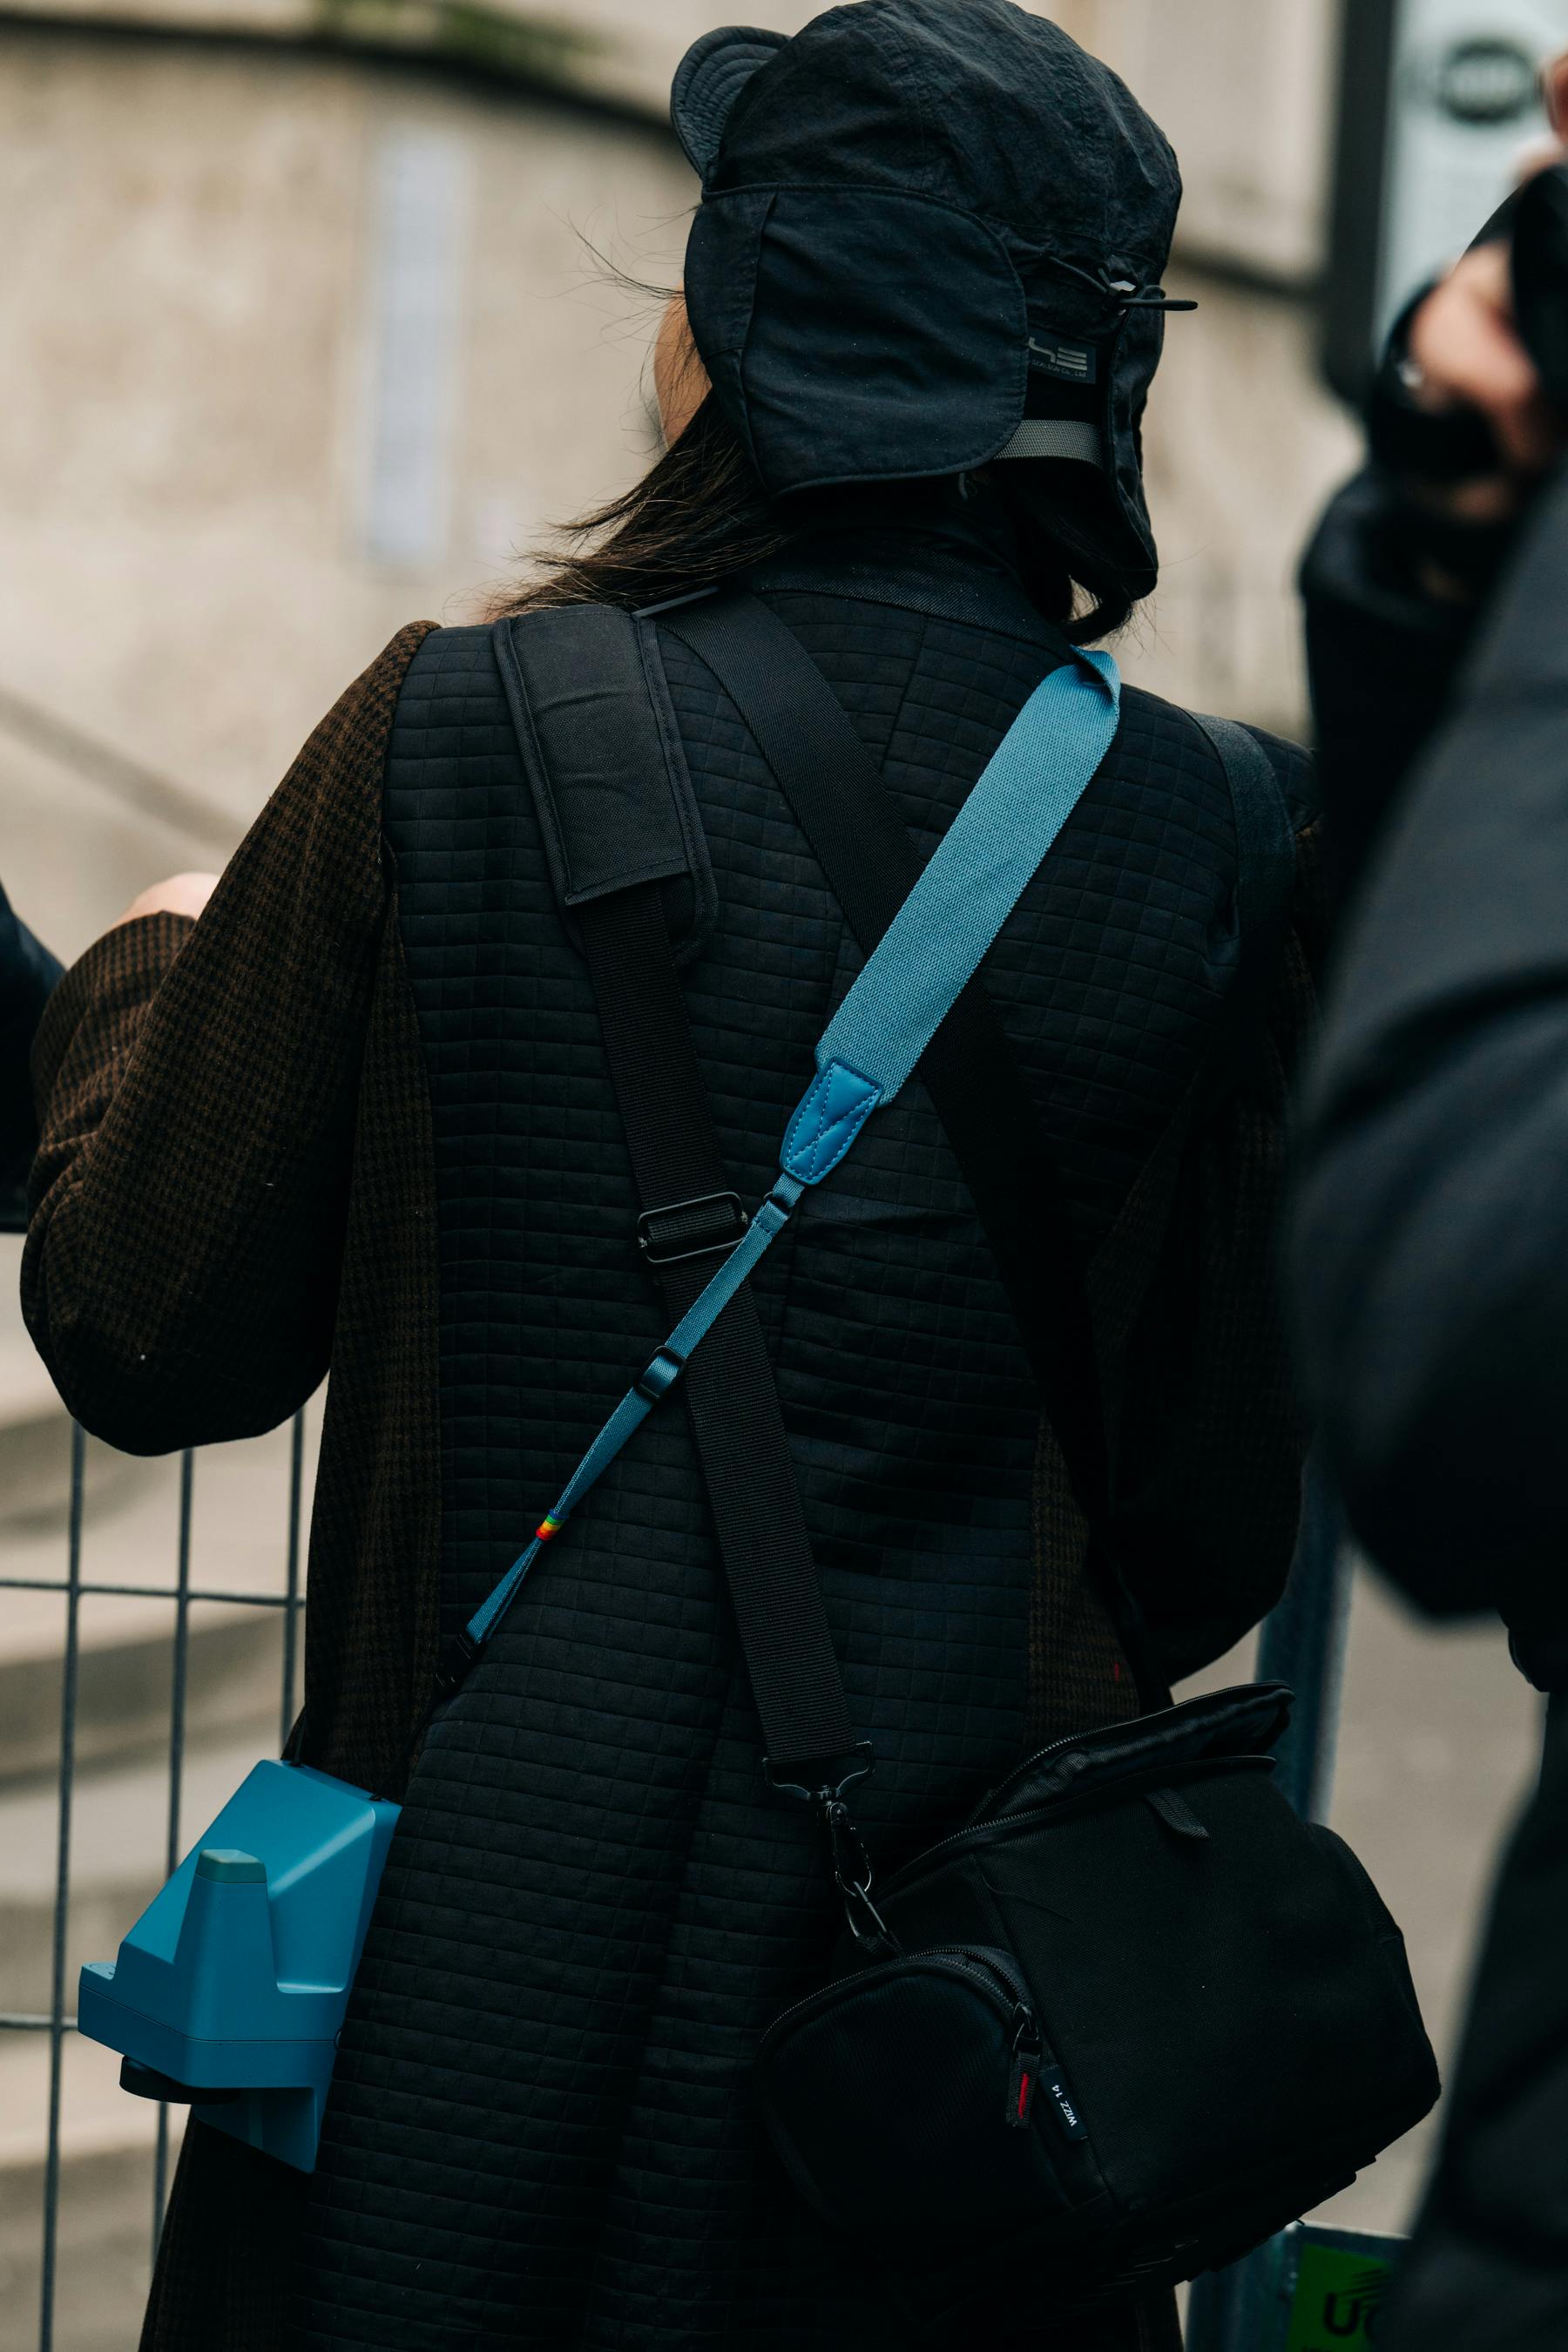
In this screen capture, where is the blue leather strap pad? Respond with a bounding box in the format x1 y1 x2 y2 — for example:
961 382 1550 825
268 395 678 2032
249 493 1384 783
781 1063 882 1183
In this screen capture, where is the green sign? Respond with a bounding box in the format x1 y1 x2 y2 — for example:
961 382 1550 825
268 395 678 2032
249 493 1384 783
1284 2236 1397 2350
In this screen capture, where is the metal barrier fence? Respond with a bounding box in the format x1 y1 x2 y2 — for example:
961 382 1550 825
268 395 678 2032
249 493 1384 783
1 1429 1390 2352
0 1413 308 2352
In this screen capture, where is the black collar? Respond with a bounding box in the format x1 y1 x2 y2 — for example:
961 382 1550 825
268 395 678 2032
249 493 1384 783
748 496 1077 660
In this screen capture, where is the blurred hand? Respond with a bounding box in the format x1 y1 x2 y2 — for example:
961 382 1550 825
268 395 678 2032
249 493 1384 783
113 872 219 929
1404 56 1568 494
1407 240 1559 483
1548 49 1568 139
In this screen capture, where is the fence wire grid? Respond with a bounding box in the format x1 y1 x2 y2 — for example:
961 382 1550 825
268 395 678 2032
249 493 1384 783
0 1413 308 2352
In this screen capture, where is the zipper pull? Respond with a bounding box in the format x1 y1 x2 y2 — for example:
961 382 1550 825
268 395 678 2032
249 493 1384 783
1006 2007 1042 2130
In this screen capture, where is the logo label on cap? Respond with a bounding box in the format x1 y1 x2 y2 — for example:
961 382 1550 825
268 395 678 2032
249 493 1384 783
1028 336 1098 387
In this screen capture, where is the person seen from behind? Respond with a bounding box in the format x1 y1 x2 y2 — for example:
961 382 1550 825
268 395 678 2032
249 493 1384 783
26 6 1324 2346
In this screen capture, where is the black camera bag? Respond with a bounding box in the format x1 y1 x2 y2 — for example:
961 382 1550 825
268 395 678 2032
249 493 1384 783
755 1682 1437 2322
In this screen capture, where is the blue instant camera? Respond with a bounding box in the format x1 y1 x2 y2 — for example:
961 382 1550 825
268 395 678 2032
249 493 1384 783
78 1761 400 2172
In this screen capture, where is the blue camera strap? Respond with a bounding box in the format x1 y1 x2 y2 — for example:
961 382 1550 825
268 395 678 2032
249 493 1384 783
460 645 1120 1661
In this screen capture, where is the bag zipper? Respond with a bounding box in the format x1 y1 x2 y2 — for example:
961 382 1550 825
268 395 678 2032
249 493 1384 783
768 1946 1049 2135
922 1950 1042 2131
971 1700 1206 1823
881 1727 1170 1897
875 1796 1083 1892
1005 2008 1044 2131
967 1683 1284 1828
878 1754 1267 1902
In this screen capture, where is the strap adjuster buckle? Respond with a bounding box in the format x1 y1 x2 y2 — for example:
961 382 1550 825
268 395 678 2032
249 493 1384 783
637 1190 750 1269
433 1627 481 1699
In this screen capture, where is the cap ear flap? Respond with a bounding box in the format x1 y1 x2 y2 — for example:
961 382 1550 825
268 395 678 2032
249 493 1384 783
686 190 1030 497
670 26 790 180
683 188 775 473
1101 304 1164 588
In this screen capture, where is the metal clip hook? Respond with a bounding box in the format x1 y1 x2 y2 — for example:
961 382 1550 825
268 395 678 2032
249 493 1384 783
819 1795 893 1949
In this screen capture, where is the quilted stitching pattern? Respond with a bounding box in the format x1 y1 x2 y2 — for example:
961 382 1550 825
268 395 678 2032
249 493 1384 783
295 587 1307 2351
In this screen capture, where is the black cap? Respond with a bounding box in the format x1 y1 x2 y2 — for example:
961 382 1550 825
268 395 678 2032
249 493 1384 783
672 0 1183 594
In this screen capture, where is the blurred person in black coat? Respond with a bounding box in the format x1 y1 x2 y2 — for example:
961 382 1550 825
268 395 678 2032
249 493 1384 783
1294 55 1568 2352
0 878 61 1227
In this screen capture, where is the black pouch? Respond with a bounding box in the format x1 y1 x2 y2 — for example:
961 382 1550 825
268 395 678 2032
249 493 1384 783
756 1684 1438 2325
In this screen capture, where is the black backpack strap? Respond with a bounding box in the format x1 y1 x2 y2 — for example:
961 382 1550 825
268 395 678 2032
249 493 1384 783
662 590 1170 1708
1187 713 1301 1110
486 607 1297 1767
493 611 861 1782
496 603 718 965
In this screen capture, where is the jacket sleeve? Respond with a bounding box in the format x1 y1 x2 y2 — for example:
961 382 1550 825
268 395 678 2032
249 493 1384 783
22 624 433 1455
0 881 63 1207
1112 790 1327 1682
1293 462 1568 1622
1300 468 1480 903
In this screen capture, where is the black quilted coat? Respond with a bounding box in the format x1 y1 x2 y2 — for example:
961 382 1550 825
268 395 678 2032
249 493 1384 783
28 503 1319 2352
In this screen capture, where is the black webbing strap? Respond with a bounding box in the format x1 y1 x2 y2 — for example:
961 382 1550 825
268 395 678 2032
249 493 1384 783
665 595 1113 1484
1188 714 1301 1112
490 607 860 1776
664 593 1204 1707
576 882 861 1776
494 598 1296 1771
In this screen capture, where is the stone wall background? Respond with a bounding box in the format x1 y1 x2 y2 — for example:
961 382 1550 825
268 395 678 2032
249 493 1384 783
0 4 1355 961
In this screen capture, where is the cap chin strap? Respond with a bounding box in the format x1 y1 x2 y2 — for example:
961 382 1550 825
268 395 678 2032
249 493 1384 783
993 419 1105 466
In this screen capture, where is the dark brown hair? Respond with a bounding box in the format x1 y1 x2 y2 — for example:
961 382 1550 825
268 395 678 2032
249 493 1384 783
490 395 797 621
491 389 1140 643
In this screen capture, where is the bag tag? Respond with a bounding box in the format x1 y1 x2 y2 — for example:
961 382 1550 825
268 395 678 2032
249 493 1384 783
76 645 1122 2171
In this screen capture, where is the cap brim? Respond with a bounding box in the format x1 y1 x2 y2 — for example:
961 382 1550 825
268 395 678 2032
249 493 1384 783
670 24 790 181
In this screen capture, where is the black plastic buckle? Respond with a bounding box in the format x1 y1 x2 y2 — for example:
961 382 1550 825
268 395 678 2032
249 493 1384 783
636 1190 749 1269
1119 286 1199 314
121 2058 236 2107
433 1627 481 1699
